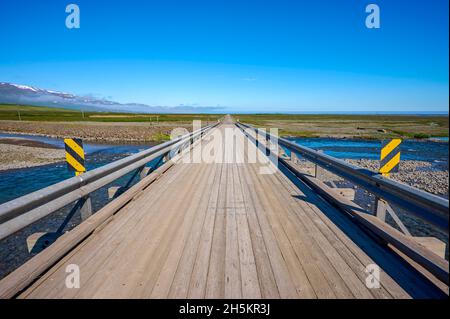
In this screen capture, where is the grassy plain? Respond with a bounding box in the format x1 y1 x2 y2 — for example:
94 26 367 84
235 114 449 139
0 104 222 123
1 104 448 140
0 104 223 141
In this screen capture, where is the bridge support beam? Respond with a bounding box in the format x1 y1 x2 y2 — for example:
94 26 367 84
108 186 124 200
140 166 152 180
374 196 386 220
290 151 298 164
314 150 325 179
80 196 92 221
374 197 411 236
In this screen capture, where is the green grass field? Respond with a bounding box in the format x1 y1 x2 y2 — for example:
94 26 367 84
235 114 449 139
0 104 223 123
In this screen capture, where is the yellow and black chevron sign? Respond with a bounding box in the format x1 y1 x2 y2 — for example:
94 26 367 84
64 138 86 175
379 138 401 176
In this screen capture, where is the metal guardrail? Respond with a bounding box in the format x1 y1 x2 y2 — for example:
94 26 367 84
236 122 449 232
0 122 219 240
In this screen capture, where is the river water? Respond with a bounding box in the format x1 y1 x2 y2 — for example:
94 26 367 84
287 137 449 164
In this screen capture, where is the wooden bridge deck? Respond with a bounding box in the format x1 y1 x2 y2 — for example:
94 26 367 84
16 124 445 298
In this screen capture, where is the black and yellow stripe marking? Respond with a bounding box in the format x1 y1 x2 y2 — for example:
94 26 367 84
64 138 86 175
380 138 401 176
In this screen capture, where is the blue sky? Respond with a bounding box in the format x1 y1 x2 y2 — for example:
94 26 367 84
0 0 448 113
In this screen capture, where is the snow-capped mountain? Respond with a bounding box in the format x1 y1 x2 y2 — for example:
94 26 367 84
0 83 75 98
0 82 222 113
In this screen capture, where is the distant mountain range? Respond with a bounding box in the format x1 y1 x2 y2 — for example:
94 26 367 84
0 82 223 113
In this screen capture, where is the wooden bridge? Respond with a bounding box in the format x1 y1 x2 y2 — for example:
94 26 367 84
0 117 448 298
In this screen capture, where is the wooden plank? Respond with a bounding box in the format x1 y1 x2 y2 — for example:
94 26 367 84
224 164 242 298
289 164 449 286
274 169 395 299
205 163 228 298
240 128 408 299
188 164 224 298
1 159 177 299
77 163 205 298
266 170 374 299
389 244 449 295
249 162 337 298
263 171 362 298
81 134 217 297
280 159 443 298
232 164 261 298
240 150 301 299
76 163 195 298
413 237 446 259
19 137 205 298
162 163 218 298
126 163 215 298
249 134 355 298
110 164 206 297
240 160 316 298
236 164 281 298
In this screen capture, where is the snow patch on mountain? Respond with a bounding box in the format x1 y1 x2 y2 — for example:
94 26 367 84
0 82 223 113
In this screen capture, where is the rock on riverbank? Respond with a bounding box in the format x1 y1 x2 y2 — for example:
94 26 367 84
347 159 449 197
0 139 65 171
295 158 448 197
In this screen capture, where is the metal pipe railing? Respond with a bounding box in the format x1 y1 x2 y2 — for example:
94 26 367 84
0 122 219 239
236 122 449 232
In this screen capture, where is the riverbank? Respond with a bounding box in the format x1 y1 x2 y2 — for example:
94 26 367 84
0 139 65 171
348 159 448 197
0 120 201 142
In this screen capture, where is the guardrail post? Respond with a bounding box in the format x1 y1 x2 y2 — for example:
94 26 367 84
108 186 123 200
279 146 287 158
374 197 412 236
290 151 298 164
314 150 324 179
140 166 151 179
264 129 271 156
80 196 92 221
374 197 386 221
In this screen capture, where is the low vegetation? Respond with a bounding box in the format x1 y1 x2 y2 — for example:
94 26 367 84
0 104 222 123
1 104 448 140
151 132 171 141
236 114 449 139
